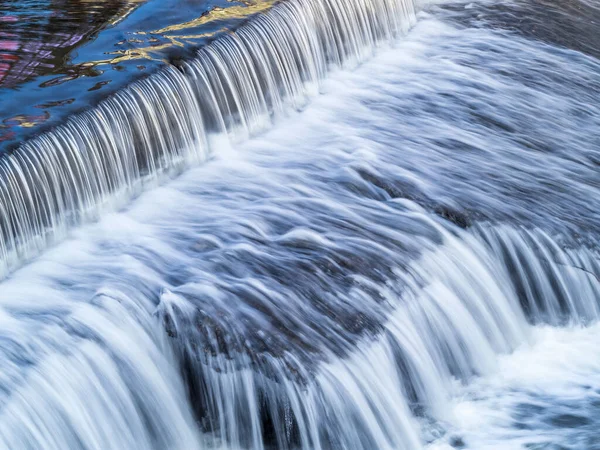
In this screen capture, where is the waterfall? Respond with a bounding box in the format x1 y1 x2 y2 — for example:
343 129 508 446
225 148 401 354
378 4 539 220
0 290 201 450
479 226 600 324
1 0 599 447
0 0 417 276
0 203 596 448
157 221 599 449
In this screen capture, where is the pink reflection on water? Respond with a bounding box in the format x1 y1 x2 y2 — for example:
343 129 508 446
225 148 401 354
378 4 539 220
0 41 19 51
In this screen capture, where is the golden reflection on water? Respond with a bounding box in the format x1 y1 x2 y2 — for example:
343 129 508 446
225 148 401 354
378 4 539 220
84 0 276 67
149 0 276 34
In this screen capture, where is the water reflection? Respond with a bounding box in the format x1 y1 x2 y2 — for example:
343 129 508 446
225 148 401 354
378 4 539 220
86 0 276 67
0 0 277 151
0 0 146 144
0 0 144 88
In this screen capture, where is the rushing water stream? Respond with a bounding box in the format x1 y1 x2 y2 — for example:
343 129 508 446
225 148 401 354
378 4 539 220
0 0 598 448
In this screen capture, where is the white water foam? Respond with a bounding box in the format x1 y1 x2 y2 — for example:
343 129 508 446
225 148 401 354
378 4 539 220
429 323 600 450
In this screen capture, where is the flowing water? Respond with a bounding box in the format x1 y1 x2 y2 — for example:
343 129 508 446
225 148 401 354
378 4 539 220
0 0 598 448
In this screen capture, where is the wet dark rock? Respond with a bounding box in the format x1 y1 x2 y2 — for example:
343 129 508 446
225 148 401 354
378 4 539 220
449 435 466 448
434 205 471 229
356 167 425 201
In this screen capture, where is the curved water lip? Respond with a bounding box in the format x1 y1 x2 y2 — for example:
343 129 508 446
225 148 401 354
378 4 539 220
0 0 419 278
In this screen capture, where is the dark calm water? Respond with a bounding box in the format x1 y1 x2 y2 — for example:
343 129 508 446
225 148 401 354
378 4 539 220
0 0 274 149
0 0 598 448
